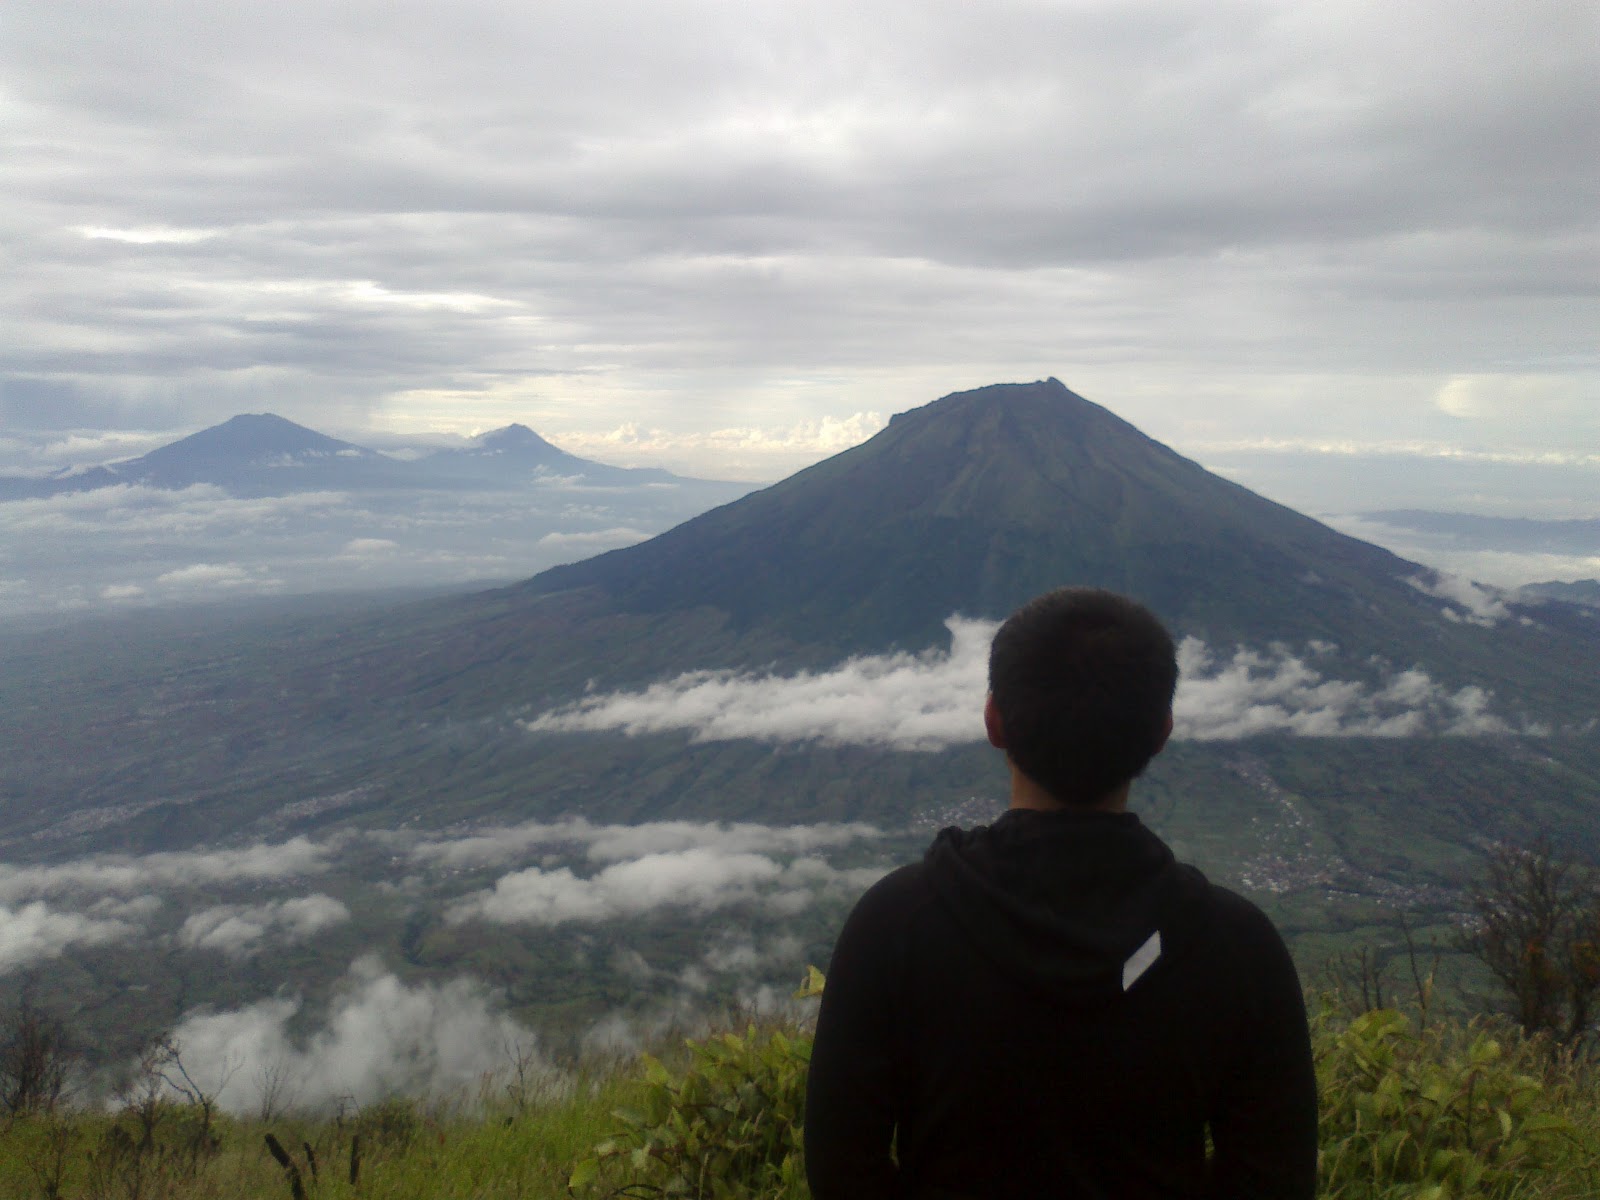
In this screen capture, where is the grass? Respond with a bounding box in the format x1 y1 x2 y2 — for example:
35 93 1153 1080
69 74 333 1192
2 1073 643 1200
4 1004 1597 1199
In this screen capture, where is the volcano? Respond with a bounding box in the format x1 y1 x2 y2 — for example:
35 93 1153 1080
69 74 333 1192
513 380 1594 683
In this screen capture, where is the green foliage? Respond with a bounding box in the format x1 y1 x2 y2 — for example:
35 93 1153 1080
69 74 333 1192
7 995 1600 1199
570 1024 812 1200
1316 1006 1599 1199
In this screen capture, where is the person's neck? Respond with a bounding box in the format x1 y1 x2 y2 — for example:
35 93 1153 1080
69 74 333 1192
1006 764 1131 814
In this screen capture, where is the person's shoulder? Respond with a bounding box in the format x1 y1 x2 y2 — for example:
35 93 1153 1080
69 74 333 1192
828 861 940 965
849 860 936 917
1197 881 1298 980
1204 881 1274 928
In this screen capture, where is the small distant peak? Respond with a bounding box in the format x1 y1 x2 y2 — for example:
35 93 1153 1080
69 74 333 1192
153 412 361 461
224 412 297 426
478 423 558 450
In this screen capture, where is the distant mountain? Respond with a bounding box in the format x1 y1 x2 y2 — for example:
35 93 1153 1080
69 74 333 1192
0 413 406 498
1523 579 1600 608
411 424 681 488
0 414 727 499
1363 510 1600 554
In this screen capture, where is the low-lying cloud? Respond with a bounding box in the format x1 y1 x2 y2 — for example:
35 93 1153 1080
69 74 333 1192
0 837 331 905
535 527 651 553
0 901 138 974
551 413 889 481
160 957 539 1114
154 561 281 593
1407 572 1513 627
178 895 351 958
447 847 888 928
525 618 995 750
408 817 882 871
1171 641 1510 738
527 617 1521 749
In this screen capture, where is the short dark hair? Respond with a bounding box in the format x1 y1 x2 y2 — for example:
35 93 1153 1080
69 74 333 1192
988 588 1178 805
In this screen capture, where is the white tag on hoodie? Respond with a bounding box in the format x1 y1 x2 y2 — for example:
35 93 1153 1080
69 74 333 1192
1121 930 1162 992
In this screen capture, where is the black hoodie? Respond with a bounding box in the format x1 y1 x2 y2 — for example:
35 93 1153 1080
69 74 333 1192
805 809 1317 1199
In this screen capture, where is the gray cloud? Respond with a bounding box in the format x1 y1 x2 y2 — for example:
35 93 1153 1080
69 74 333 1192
527 616 1524 747
159 956 540 1114
3 0 1593 483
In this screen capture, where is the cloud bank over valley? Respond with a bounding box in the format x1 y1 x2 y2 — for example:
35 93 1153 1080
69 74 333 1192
0 819 898 1108
527 615 1534 750
167 957 539 1114
0 473 751 619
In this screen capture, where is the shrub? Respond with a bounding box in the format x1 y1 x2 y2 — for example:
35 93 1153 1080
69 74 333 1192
569 1023 813 1199
1316 1006 1598 1199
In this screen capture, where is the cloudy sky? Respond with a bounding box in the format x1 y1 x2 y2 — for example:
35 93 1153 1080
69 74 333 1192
5 0 1596 502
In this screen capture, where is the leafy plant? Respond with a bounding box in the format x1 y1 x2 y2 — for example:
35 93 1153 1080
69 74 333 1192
570 971 823 1199
1316 1006 1596 1199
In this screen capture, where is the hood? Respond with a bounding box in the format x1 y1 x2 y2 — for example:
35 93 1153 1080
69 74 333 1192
924 809 1215 1005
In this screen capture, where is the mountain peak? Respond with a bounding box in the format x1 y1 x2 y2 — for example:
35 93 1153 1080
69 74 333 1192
475 424 561 453
153 413 367 460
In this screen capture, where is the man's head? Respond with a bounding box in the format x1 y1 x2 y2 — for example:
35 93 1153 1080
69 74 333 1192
986 587 1178 807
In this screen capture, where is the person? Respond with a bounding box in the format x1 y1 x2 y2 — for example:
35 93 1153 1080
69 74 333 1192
804 587 1318 1199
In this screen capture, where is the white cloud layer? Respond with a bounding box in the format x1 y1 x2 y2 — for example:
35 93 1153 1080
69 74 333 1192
178 894 351 958
160 956 538 1114
527 617 1522 748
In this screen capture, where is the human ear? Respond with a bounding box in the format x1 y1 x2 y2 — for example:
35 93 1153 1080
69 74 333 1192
984 693 1008 750
1154 709 1174 754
